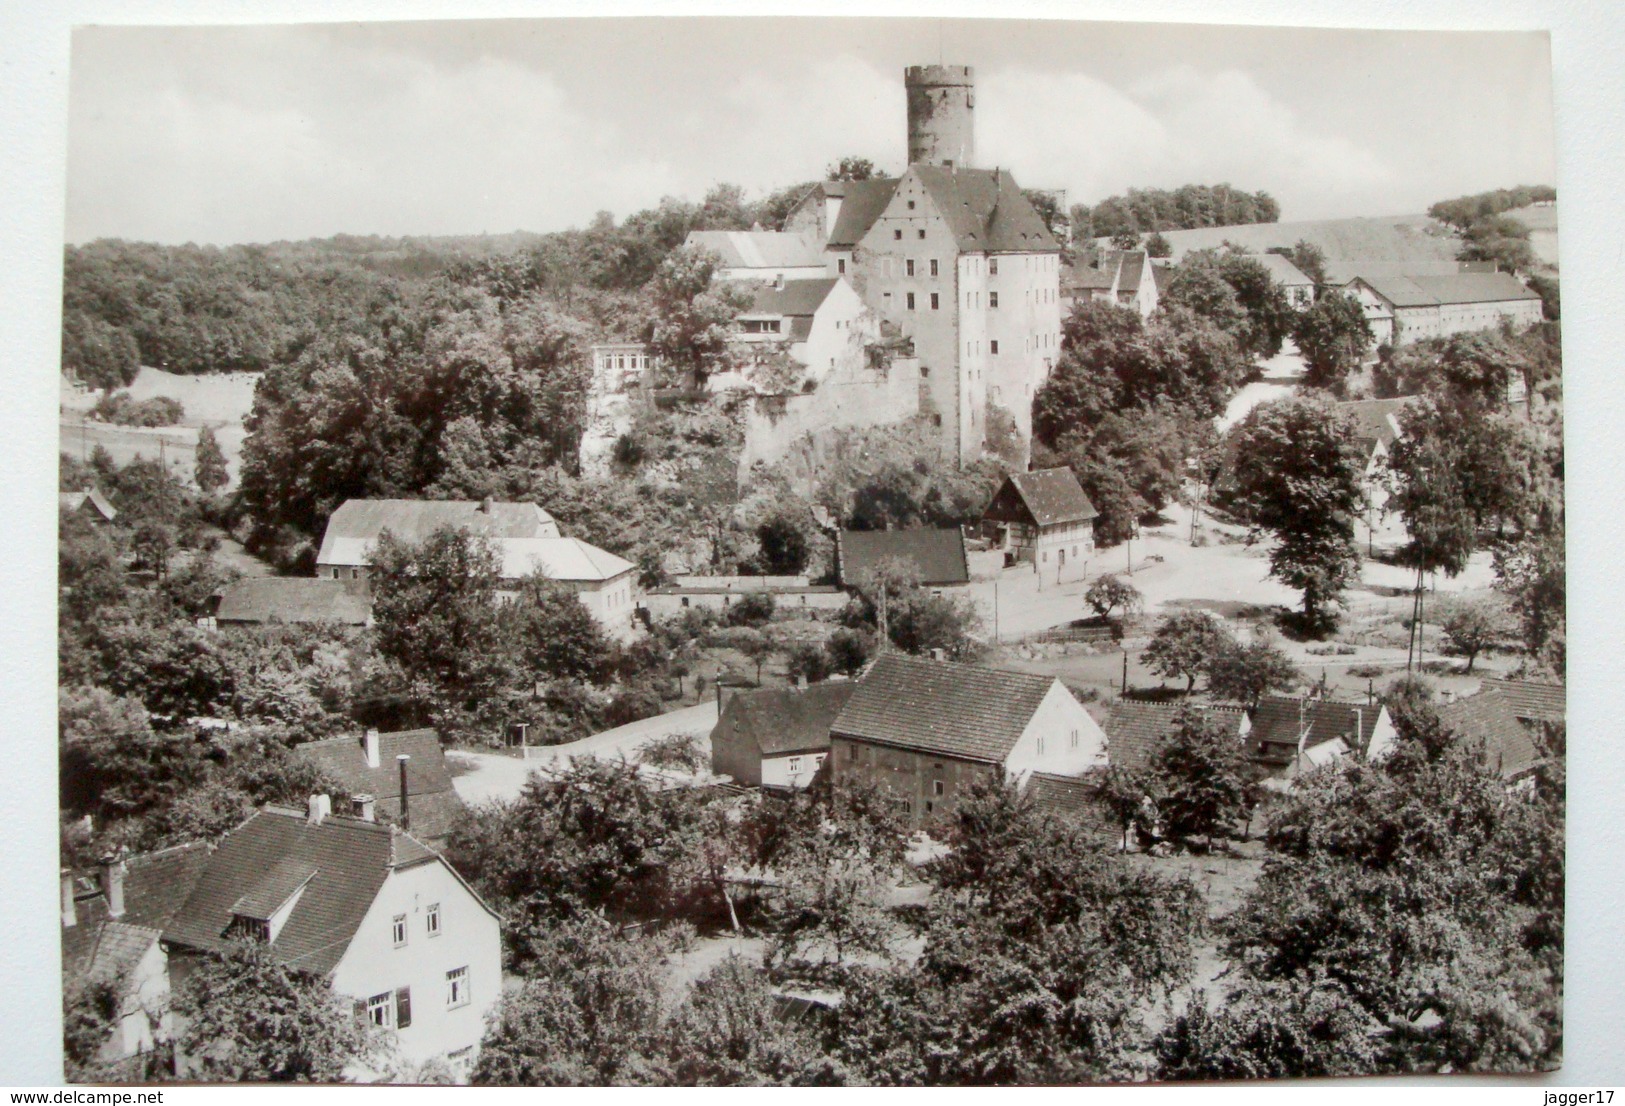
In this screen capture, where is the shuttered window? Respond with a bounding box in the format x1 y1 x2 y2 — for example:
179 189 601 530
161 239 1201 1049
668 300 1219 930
395 987 412 1029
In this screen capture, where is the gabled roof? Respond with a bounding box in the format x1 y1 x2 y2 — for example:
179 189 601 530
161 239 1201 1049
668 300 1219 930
826 179 901 248
744 278 841 319
317 499 559 567
1025 771 1115 833
983 468 1098 528
230 857 319 920
499 537 637 583
1477 678 1565 724
683 230 826 270
1322 259 1494 285
836 528 969 588
911 166 1060 254
831 653 1059 764
62 842 212 982
164 808 456 976
85 922 163 984
1438 688 1543 779
1253 253 1314 286
294 729 457 808
712 681 857 757
1104 701 1247 773
1353 272 1539 309
215 577 370 626
1115 251 1147 294
1333 397 1414 451
1063 265 1118 292
60 488 117 522
1249 696 1385 766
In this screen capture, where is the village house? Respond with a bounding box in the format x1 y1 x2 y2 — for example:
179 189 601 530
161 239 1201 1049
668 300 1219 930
60 843 212 1072
836 527 970 590
709 680 857 791
682 229 828 284
1059 250 1168 318
1102 700 1251 774
1437 686 1549 784
1333 396 1416 545
1477 677 1565 736
209 576 371 630
1340 271 1543 348
316 498 561 580
981 467 1098 582
828 653 1107 828
496 537 641 638
1254 253 1316 307
784 66 1063 466
60 487 117 525
641 574 846 620
293 728 466 843
1247 695 1397 788
163 800 502 1077
720 276 879 392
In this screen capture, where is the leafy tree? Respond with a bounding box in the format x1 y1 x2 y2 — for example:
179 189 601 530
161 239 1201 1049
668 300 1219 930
662 955 829 1085
828 156 881 181
1294 290 1373 392
59 684 205 823
1084 574 1143 622
1155 706 1251 846
646 246 752 387
725 591 776 628
1160 255 1248 339
1494 527 1565 669
1226 396 1366 634
812 419 1003 533
756 513 810 575
887 588 984 662
1458 214 1536 275
1203 630 1300 708
825 627 874 676
472 920 668 1086
506 573 611 684
1144 231 1173 258
1109 229 1143 252
1143 611 1230 693
763 806 902 975
785 640 834 685
1155 978 1382 1080
1081 763 1160 851
173 940 377 1082
1437 594 1510 673
61 310 141 391
194 425 229 494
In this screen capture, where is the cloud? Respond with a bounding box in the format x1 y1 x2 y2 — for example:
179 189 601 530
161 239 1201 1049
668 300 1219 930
977 66 1394 220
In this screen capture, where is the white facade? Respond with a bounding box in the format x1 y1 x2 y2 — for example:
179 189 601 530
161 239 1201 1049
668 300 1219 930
762 750 829 790
328 859 503 1073
1002 681 1110 780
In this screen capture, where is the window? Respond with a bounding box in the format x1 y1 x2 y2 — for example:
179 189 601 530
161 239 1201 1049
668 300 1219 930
906 292 916 310
990 340 999 355
990 291 999 308
933 780 945 797
395 987 413 1029
426 903 441 937
367 992 394 1028
930 259 939 277
907 200 916 210
788 756 803 774
918 229 926 239
893 229 902 240
1037 735 1046 755
906 259 915 277
930 292 940 310
989 258 999 275
1070 729 1079 750
447 966 470 1009
837 258 846 274
392 914 407 947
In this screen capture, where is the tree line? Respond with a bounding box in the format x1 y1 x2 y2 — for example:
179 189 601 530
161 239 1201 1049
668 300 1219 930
1073 184 1281 241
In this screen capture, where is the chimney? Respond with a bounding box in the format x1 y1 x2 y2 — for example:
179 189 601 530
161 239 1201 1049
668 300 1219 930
480 496 494 514
363 727 380 769
99 851 125 919
794 673 807 690
61 869 77 928
306 793 331 826
929 648 947 662
774 273 785 291
353 793 377 822
397 755 411 831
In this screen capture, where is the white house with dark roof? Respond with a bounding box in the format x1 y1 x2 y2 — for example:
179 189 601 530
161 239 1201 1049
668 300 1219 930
1341 271 1543 347
709 680 857 790
1247 695 1396 789
497 536 640 638
163 800 501 1076
1060 250 1168 319
829 653 1105 828
294 728 465 842
980 467 1098 581
316 498 560 580
720 276 879 395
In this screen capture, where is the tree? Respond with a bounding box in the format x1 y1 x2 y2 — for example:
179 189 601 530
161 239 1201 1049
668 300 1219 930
756 513 810 575
825 627 874 676
173 940 377 1081
194 424 229 494
646 246 752 387
1143 611 1230 694
1109 229 1143 252
1155 978 1382 1080
1084 574 1143 622
1203 630 1300 708
828 156 880 181
1495 527 1565 669
1294 290 1373 392
507 573 611 683
1144 231 1173 259
724 590 776 628
1437 594 1510 674
662 955 828 1085
1082 763 1160 851
763 808 902 976
61 310 141 391
1226 396 1366 634
1160 255 1248 340
1155 706 1251 847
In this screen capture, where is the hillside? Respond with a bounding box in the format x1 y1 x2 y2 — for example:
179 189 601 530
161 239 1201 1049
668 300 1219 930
1103 213 1461 265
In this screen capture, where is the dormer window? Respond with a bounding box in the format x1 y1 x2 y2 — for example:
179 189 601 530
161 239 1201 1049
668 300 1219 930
227 915 271 942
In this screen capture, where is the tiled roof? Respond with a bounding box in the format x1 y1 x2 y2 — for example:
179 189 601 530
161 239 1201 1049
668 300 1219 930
1103 701 1247 773
62 842 212 982
827 179 901 248
711 681 856 757
984 468 1098 528
1025 771 1116 834
912 166 1060 254
86 922 163 983
1333 398 1414 450
499 537 637 583
1115 251 1147 294
164 808 448 975
294 729 463 840
836 528 969 587
1478 678 1565 723
60 488 117 522
1063 265 1118 291
683 230 826 270
745 278 840 318
1322 259 1493 285
1438 688 1543 779
317 499 559 567
1354 272 1539 309
1249 696 1384 766
215 577 370 626
831 653 1057 763
1253 254 1314 286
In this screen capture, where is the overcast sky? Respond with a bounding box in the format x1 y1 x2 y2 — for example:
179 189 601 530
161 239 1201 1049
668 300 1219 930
65 17 1555 245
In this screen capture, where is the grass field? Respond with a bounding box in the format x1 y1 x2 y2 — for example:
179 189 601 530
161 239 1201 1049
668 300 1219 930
1110 212 1463 264
60 367 259 489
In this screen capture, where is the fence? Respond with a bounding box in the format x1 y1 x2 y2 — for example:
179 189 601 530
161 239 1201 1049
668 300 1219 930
1000 622 1122 647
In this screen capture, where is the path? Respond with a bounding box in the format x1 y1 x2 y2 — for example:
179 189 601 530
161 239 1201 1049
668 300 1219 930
449 699 720 806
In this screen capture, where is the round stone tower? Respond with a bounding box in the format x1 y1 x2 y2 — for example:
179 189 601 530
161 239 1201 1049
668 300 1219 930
905 64 975 169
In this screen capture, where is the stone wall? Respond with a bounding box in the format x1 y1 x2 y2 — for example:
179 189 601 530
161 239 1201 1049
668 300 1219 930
737 353 922 479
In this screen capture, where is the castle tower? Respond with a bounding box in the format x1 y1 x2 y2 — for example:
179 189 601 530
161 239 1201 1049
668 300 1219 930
905 65 975 169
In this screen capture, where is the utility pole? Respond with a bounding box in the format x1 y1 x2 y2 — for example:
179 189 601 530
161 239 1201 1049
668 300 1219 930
1121 649 1128 694
992 578 1000 643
